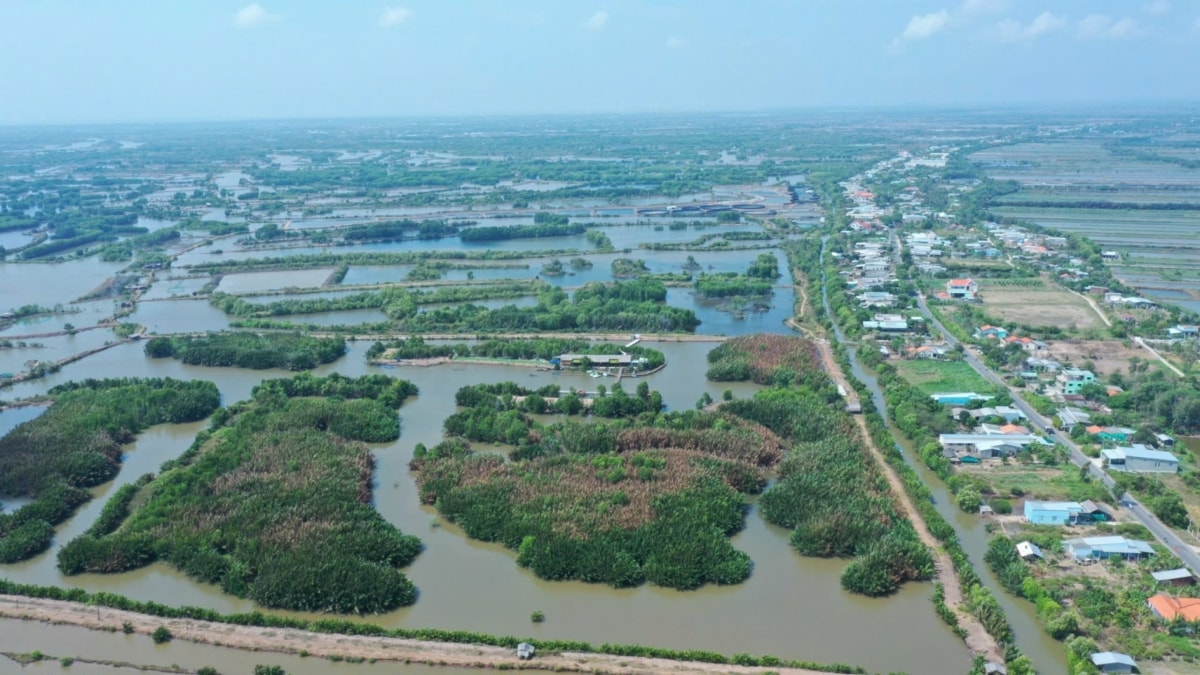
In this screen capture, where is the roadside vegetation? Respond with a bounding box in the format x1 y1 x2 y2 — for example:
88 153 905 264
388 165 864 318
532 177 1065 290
0 378 220 563
56 374 422 614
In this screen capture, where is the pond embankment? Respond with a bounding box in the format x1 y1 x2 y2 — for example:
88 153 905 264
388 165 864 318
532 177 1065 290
0 594 843 675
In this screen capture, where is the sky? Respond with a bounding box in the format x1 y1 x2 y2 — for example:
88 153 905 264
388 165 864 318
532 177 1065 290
1 0 1198 125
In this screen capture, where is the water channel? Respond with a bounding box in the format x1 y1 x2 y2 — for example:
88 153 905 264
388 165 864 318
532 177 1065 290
2 234 977 674
818 238 1066 674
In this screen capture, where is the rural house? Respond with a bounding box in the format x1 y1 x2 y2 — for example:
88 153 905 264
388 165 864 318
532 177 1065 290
974 325 1008 340
946 278 978 300
1090 651 1139 674
1150 569 1195 587
1148 594 1200 622
1089 426 1135 444
1057 368 1096 395
1064 536 1155 562
1057 407 1092 430
1101 445 1179 474
1023 500 1084 525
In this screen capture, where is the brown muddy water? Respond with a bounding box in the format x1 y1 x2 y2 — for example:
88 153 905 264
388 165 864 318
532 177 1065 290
0 618 480 675
2 253 972 675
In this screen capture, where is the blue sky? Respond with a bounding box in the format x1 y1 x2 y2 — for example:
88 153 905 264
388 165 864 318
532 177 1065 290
1 0 1197 124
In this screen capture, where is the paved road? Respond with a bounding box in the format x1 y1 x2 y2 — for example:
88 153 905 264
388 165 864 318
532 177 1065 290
898 233 1200 575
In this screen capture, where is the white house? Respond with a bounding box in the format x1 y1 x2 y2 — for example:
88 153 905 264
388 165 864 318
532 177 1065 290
946 278 978 300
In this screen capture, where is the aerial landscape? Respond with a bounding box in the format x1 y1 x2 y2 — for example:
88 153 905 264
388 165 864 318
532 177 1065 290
2 2 1200 675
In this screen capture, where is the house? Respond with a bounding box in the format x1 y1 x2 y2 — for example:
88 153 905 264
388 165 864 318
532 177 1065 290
946 278 978 299
941 433 1040 459
1057 407 1092 430
1101 445 1179 474
974 325 1008 340
1016 541 1044 561
1093 426 1136 444
517 643 536 660
1057 368 1096 395
983 662 1008 675
930 392 992 406
1024 500 1084 525
862 314 909 332
1025 357 1061 373
1004 336 1046 352
1064 536 1155 561
1079 500 1114 522
1155 433 1176 448
859 291 896 308
1167 324 1200 340
557 353 635 367
907 345 948 360
1101 250 1121 261
1091 652 1138 674
1148 594 1200 621
1150 569 1196 587
969 406 1027 423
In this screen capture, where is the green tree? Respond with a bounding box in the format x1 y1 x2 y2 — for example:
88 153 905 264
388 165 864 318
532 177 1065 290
956 486 982 513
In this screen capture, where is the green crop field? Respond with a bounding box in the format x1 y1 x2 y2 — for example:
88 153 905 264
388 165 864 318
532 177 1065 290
893 359 991 395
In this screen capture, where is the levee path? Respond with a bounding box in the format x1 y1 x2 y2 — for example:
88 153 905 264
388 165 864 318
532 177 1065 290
812 339 1003 664
0 595 843 675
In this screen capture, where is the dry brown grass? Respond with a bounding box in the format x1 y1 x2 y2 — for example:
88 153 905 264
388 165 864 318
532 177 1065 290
1042 338 1153 376
978 280 1105 331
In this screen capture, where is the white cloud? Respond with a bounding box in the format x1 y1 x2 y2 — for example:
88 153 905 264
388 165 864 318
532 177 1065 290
234 3 278 28
996 11 1066 42
1078 15 1141 39
900 10 951 42
665 35 686 49
1143 1 1170 16
960 0 1007 16
586 10 608 31
379 7 411 28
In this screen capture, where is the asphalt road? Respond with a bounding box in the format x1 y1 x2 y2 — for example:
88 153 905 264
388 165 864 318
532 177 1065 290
904 241 1200 574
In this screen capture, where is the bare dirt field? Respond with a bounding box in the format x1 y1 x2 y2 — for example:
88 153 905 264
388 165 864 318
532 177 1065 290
978 282 1106 331
1043 339 1154 376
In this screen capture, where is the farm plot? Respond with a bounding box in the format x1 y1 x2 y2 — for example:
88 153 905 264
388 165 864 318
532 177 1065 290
892 359 992 395
976 278 1105 331
1041 339 1162 377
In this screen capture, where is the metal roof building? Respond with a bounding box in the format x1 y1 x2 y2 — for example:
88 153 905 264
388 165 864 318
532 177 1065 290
1091 651 1138 673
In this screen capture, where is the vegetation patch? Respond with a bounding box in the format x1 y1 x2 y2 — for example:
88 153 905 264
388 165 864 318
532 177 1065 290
367 336 665 370
56 374 422 614
0 378 220 563
705 333 822 387
412 382 785 590
893 359 993 395
144 332 347 370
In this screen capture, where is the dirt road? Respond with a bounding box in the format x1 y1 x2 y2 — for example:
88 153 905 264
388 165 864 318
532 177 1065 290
0 595 840 675
811 340 1003 664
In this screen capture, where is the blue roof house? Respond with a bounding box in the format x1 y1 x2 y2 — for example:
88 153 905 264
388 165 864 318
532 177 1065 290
1024 500 1084 525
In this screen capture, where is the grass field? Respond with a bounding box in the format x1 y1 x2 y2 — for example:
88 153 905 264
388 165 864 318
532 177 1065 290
893 358 992 395
959 463 1108 503
976 278 1106 331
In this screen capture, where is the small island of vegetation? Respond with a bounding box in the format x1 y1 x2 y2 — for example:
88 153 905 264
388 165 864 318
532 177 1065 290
144 332 347 370
412 380 785 590
55 373 423 614
0 378 221 563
